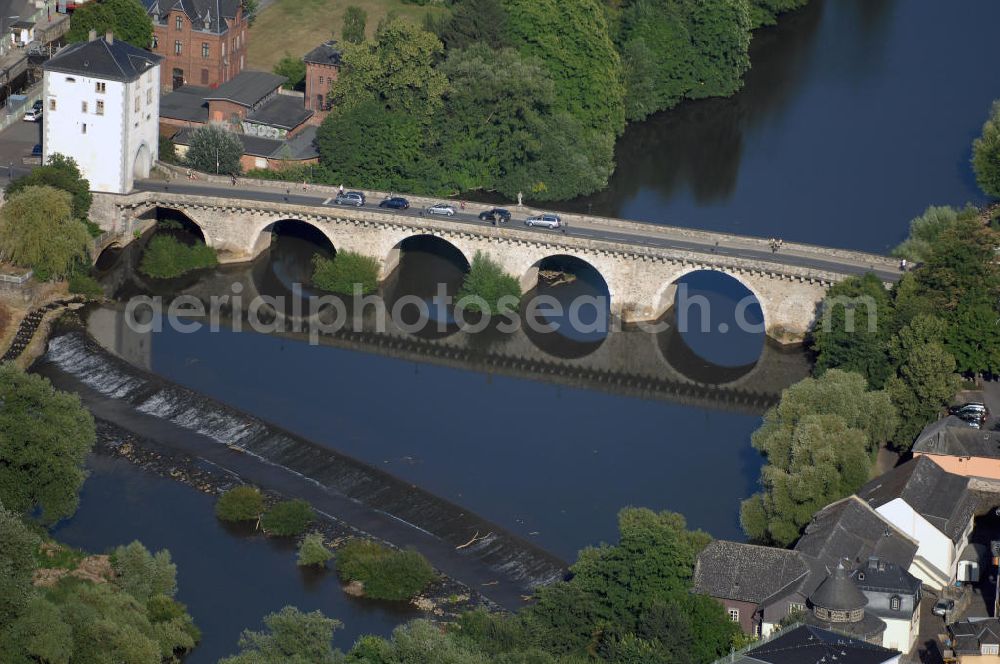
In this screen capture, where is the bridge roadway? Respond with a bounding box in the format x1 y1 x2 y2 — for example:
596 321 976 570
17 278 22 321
133 177 903 283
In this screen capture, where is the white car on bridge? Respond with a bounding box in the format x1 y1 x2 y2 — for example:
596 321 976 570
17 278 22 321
525 214 562 229
426 203 456 217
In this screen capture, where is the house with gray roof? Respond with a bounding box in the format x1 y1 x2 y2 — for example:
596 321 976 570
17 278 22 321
857 456 977 590
719 624 901 664
947 618 1000 660
913 415 1000 481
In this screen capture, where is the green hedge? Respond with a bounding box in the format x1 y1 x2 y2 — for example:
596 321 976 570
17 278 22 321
457 251 522 314
140 235 218 279
261 500 315 536
297 533 333 567
336 539 436 601
312 251 379 295
215 486 264 523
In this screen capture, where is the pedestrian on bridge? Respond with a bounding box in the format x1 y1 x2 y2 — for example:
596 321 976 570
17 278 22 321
339 184 344 195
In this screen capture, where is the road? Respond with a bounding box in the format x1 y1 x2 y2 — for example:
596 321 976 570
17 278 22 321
134 178 905 283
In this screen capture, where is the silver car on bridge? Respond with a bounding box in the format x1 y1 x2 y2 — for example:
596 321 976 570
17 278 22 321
525 213 562 229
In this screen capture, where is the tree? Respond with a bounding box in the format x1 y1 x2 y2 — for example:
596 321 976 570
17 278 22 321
274 53 306 91
503 0 625 137
0 365 95 524
312 251 380 295
297 533 333 567
242 0 259 26
458 252 522 314
0 504 39 623
335 539 436 600
342 5 367 44
111 541 178 603
0 186 92 280
219 606 342 664
65 0 154 49
887 315 962 449
185 124 243 175
811 273 895 388
6 153 92 220
434 0 509 51
748 0 809 27
215 485 265 522
261 500 315 536
741 370 896 545
973 100 1000 198
893 205 978 264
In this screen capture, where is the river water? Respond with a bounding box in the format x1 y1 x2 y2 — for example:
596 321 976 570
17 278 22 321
42 0 1000 658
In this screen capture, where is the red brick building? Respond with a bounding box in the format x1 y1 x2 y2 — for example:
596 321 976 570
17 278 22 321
142 0 247 91
302 40 341 122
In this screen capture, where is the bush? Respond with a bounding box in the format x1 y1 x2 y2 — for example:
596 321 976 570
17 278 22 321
261 500 315 536
297 533 333 567
457 251 521 314
312 251 379 295
215 486 264 523
140 234 218 279
185 124 243 176
335 539 436 600
973 100 1000 198
159 136 178 165
68 271 103 298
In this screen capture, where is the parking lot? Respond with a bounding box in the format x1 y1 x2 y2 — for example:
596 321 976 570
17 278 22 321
0 115 42 181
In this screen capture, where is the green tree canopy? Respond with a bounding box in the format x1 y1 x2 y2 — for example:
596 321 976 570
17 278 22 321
342 5 367 44
457 252 522 314
219 606 342 664
0 185 92 280
185 124 244 175
434 0 509 51
811 272 895 388
274 53 306 90
973 100 1000 198
0 504 39 623
893 205 978 264
0 365 96 524
296 533 333 567
748 0 809 27
6 153 92 220
65 0 154 49
111 541 178 603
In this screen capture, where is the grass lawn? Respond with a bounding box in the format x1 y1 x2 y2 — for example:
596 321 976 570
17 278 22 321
248 0 449 71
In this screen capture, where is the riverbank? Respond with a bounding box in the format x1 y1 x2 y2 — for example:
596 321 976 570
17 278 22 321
33 311 568 611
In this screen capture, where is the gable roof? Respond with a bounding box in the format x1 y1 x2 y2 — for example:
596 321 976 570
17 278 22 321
143 0 240 35
693 541 809 604
159 84 209 122
851 556 922 596
44 36 162 82
913 415 1000 459
727 624 900 664
303 40 343 67
949 618 1000 654
203 71 285 107
857 456 977 543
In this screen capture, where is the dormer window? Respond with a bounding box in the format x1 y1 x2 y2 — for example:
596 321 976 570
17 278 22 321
95 81 105 93
890 595 901 611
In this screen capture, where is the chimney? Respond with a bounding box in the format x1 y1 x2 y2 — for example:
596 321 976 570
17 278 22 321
88 29 96 41
105 31 113 45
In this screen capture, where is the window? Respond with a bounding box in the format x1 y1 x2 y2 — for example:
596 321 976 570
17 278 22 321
318 75 324 84
200 69 208 85
788 603 806 615
175 15 183 30
152 35 158 49
81 101 87 113
81 123 86 134
202 42 209 58
95 81 105 93
983 645 1000 656
48 97 56 111
96 100 104 115
889 595 901 611
174 40 182 55
134 96 140 112
221 42 226 57
65 76 75 83
146 89 152 104
728 609 739 623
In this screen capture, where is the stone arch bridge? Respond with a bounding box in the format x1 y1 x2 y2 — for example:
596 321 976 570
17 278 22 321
91 184 901 344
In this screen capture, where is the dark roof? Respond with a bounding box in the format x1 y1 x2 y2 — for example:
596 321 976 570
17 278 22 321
693 541 809 605
279 125 319 160
245 94 312 130
204 71 285 107
914 415 1000 459
851 556 922 596
949 618 1000 654
44 36 162 82
858 456 977 543
303 40 343 67
809 563 867 612
143 0 240 35
793 496 918 593
730 625 900 664
173 126 318 161
159 85 210 122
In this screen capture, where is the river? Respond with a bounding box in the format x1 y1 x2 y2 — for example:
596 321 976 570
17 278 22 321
41 0 1000 658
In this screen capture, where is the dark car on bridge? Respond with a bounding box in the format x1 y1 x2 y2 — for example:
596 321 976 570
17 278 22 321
479 208 511 223
379 197 410 210
334 191 365 207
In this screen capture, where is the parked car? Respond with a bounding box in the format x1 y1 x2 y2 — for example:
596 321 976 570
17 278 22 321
479 208 511 223
525 213 562 229
23 107 42 122
31 99 42 112
426 203 456 217
379 197 410 210
334 191 365 207
30 144 41 157
932 598 955 617
951 402 988 418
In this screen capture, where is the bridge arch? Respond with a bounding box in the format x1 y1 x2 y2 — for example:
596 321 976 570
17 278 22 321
650 266 770 338
384 234 472 279
134 205 210 245
250 217 336 258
